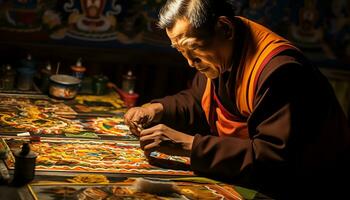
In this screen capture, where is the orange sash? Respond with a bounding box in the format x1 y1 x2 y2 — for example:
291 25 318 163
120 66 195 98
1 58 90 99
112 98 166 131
201 17 299 138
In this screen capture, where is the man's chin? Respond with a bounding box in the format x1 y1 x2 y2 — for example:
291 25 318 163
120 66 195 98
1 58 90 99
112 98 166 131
203 71 219 79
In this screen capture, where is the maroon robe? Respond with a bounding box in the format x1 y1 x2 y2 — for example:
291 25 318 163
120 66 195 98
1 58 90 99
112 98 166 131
152 17 350 199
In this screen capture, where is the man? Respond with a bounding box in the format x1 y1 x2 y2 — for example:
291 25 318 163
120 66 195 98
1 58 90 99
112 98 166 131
124 0 350 199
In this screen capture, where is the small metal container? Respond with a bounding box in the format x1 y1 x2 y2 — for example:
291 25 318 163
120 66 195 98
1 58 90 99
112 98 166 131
49 74 81 100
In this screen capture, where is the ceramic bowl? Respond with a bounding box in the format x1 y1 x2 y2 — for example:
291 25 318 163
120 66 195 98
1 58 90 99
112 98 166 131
49 74 81 100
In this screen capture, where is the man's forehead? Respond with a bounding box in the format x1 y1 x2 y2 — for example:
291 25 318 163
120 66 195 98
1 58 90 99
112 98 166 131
166 18 205 47
166 18 193 39
171 37 198 48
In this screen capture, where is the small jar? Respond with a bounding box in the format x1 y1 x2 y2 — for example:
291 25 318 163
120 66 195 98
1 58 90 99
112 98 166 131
122 70 136 94
1 65 16 90
71 58 86 80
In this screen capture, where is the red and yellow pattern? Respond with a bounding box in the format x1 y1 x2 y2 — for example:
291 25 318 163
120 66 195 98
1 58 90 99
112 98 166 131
1 137 192 176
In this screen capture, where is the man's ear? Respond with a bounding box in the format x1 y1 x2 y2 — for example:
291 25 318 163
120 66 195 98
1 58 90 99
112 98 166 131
215 16 234 40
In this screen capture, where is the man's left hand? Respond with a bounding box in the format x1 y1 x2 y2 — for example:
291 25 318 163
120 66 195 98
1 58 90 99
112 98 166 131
139 124 194 157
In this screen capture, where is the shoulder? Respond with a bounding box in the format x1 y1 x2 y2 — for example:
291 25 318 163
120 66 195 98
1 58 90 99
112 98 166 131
260 53 302 81
255 50 333 101
257 51 312 89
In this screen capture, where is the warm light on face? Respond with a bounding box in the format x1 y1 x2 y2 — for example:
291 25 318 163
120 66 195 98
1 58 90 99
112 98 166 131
166 18 231 79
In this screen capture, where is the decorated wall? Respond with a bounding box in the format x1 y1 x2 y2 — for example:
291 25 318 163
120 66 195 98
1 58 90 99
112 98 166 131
0 0 349 107
0 0 169 47
0 0 349 63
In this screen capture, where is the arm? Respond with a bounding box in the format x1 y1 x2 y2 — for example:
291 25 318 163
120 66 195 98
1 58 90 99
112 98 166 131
125 72 210 135
151 72 210 133
136 72 208 158
124 73 209 138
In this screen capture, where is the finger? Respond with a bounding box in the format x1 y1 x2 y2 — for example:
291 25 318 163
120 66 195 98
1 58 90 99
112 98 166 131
124 108 142 123
124 108 137 125
140 136 153 149
131 111 149 125
124 114 132 126
140 124 166 136
129 126 140 137
143 139 162 150
129 110 142 123
135 113 149 125
140 131 163 150
139 130 162 142
139 116 149 125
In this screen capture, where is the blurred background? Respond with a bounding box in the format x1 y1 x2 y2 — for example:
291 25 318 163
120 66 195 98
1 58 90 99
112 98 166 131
0 0 349 119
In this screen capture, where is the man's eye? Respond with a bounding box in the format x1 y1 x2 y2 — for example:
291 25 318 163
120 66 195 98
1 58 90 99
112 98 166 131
189 44 203 51
189 47 198 50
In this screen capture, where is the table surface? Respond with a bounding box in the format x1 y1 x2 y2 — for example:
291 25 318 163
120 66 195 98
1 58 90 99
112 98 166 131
0 91 271 200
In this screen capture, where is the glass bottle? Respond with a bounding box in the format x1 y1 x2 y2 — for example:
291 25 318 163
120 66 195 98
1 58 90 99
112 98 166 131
122 70 136 94
2 64 16 90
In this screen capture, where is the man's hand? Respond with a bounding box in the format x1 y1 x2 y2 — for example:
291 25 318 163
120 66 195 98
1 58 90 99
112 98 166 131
124 103 163 136
140 124 194 157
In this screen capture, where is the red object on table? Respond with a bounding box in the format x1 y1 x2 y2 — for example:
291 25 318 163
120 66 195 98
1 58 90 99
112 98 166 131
107 82 139 108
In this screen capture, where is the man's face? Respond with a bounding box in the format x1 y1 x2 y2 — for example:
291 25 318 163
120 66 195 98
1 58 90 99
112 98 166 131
166 18 233 79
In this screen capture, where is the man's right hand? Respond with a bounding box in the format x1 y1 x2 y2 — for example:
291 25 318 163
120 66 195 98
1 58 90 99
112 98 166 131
124 103 164 136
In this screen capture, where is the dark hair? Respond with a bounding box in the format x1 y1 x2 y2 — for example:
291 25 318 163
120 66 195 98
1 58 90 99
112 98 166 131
158 0 238 30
